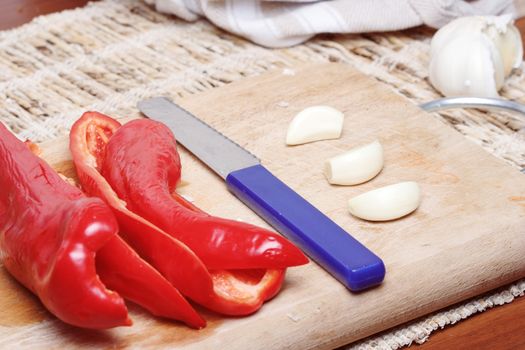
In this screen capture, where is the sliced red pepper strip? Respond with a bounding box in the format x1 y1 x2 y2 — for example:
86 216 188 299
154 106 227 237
101 118 308 270
208 269 285 315
70 112 293 316
0 122 129 329
170 192 287 314
97 236 205 329
70 113 215 308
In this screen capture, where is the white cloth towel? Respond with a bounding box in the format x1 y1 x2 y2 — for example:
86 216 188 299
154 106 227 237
144 0 521 48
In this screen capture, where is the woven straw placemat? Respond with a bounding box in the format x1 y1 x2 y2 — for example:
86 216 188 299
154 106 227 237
0 0 523 348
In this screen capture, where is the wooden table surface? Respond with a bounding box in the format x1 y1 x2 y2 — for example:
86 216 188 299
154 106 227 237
0 1 524 349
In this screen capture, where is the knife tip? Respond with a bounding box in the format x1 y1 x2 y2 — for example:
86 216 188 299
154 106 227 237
137 96 173 114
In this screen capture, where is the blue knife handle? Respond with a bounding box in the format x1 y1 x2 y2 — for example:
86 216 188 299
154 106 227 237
226 164 386 291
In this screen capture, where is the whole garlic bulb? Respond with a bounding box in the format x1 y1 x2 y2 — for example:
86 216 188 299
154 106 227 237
429 15 523 97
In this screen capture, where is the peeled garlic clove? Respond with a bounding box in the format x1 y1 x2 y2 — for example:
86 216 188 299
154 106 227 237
348 181 421 221
286 106 344 145
324 140 383 185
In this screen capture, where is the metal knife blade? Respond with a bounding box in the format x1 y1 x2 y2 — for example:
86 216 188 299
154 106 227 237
138 97 386 291
137 97 260 179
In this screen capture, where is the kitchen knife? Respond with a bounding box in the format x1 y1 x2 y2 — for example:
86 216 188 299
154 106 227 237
138 97 386 291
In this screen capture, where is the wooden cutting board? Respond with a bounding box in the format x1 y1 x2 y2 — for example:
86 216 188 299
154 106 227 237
1 64 524 349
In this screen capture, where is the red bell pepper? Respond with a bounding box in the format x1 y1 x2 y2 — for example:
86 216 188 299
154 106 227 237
0 122 204 329
25 133 205 328
70 112 308 316
0 122 128 329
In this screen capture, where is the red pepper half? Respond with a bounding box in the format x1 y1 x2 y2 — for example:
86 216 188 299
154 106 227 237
0 122 205 329
0 122 129 329
24 140 205 328
70 112 308 316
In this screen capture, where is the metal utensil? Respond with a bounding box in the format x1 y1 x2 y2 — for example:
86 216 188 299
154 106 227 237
420 96 525 115
420 97 525 173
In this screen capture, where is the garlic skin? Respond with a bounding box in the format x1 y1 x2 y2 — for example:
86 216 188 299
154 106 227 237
286 106 344 146
429 15 523 98
348 181 421 221
324 140 384 185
